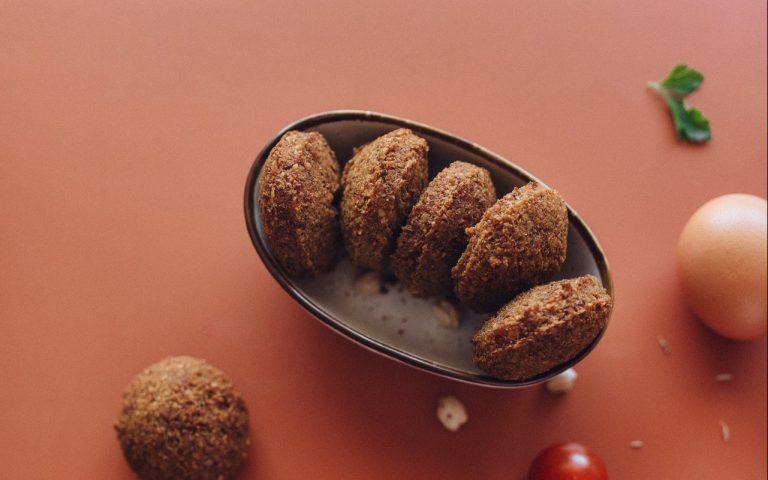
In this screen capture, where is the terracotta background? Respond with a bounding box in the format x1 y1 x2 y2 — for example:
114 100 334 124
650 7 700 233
1 1 766 479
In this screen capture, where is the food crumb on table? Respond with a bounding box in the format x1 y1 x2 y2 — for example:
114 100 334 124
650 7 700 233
545 368 578 393
436 396 468 432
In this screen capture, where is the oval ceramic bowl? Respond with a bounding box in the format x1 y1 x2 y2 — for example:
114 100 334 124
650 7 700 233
244 110 613 388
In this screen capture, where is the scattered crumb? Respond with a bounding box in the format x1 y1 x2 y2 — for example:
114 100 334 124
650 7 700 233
397 328 405 336
715 373 733 382
436 396 468 432
355 271 382 295
380 315 389 322
545 368 578 394
630 440 644 449
719 420 730 443
432 300 460 328
657 336 671 354
401 317 408 323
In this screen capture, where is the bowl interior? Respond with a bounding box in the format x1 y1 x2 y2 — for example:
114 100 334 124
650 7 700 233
245 111 612 387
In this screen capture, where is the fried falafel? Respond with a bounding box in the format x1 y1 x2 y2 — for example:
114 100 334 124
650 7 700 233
115 356 250 480
392 161 496 298
258 130 341 277
452 182 568 312
340 128 429 271
472 275 611 381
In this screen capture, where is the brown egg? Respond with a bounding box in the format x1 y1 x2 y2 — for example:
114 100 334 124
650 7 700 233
677 194 767 340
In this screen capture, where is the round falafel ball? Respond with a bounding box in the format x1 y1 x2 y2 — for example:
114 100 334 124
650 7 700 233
258 130 341 277
472 275 611 381
392 161 496 298
115 356 250 480
340 128 429 271
452 182 568 312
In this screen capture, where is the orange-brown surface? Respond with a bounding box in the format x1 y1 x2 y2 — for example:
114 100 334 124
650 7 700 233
1 1 766 479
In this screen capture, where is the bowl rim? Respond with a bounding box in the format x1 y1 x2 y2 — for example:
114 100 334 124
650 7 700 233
244 109 614 388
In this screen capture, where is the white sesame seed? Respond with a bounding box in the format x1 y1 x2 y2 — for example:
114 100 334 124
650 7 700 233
657 336 671 354
719 420 730 443
432 301 460 329
715 373 733 382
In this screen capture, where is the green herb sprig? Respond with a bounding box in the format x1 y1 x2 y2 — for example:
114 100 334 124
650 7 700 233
648 64 711 143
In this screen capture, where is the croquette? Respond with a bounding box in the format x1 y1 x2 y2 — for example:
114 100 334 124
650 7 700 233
115 356 250 480
392 161 496 298
258 130 341 277
452 182 568 312
472 275 611 381
340 128 429 271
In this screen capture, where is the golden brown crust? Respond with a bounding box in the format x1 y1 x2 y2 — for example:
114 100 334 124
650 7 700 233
115 356 250 480
340 128 429 271
258 130 341 277
452 182 568 312
472 275 611 381
392 161 496 298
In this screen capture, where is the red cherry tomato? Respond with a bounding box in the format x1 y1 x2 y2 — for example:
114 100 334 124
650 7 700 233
528 442 608 480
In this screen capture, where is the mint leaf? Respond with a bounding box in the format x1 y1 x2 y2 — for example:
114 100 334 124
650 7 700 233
648 64 711 143
662 93 711 142
661 64 704 97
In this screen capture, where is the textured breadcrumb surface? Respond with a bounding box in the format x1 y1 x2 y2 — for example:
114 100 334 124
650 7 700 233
472 275 611 381
392 161 496 298
340 128 428 271
258 130 341 277
452 182 568 312
115 357 250 480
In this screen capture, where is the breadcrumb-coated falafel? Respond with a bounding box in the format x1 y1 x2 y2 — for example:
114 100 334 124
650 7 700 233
340 128 429 271
392 161 496 298
115 356 250 480
258 130 341 277
472 275 611 381
452 182 568 312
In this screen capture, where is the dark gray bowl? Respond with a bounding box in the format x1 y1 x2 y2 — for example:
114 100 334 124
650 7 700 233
244 110 613 388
